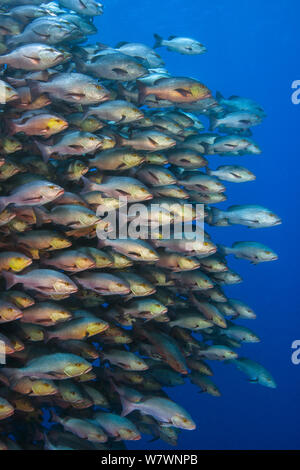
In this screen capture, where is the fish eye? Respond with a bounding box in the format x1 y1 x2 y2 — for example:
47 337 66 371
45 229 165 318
95 85 103 90
265 251 271 254
75 362 83 367
203 242 209 247
116 283 124 288
49 185 56 189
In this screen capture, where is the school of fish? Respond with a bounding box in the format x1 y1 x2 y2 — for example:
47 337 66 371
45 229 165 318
0 0 281 450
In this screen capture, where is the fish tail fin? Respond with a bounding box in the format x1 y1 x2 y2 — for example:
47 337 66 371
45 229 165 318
74 57 87 74
120 395 137 417
34 140 51 163
2 271 18 289
43 329 52 343
26 79 41 101
0 373 9 386
136 81 149 105
1 367 23 383
96 42 109 51
217 244 231 256
209 117 219 131
96 239 108 250
50 409 60 423
153 33 163 49
33 206 51 227
5 119 16 136
80 175 94 194
216 91 224 102
80 110 90 123
0 197 8 212
210 207 226 224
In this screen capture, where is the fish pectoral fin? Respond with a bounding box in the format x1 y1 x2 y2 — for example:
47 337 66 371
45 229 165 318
23 196 43 203
249 378 259 383
69 144 84 151
175 88 192 97
32 29 50 40
112 68 128 76
65 93 85 101
23 55 41 65
117 115 127 124
147 137 158 147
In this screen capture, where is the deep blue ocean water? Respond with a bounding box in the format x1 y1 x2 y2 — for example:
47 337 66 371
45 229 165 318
93 0 299 450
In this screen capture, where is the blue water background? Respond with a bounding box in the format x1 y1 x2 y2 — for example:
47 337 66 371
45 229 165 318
94 0 299 449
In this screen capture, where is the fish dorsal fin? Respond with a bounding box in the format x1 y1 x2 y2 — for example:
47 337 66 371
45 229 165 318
168 36 177 40
152 77 168 85
227 205 243 210
229 95 239 99
116 41 128 48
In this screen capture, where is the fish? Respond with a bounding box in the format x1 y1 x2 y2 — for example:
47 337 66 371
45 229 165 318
7 112 69 137
218 241 278 263
98 238 159 262
0 44 69 70
0 251 32 272
76 51 147 81
92 412 141 441
3 353 92 381
2 269 78 296
84 100 144 124
51 412 107 443
153 34 206 55
216 91 266 117
230 357 277 388
210 111 262 132
20 301 72 326
120 394 196 430
74 272 131 295
35 131 106 162
138 77 211 104
0 180 64 211
207 165 256 183
210 205 281 228
88 148 145 171
28 73 111 104
190 373 221 397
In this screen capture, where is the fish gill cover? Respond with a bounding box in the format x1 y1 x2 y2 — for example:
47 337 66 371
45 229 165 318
0 0 281 450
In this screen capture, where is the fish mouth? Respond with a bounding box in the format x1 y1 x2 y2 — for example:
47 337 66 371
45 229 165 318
56 189 65 198
2 409 14 419
53 53 65 63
